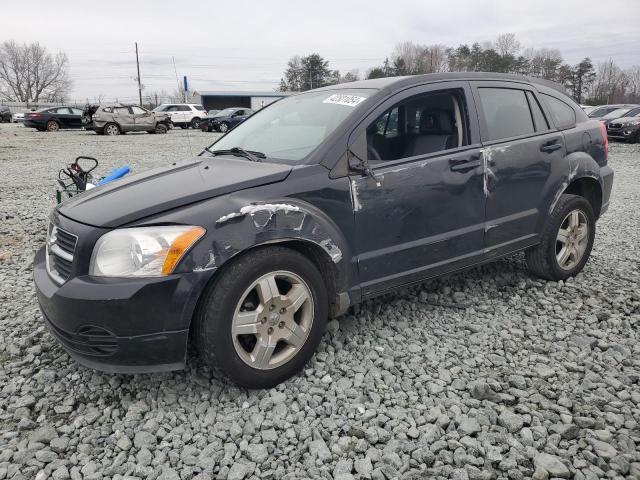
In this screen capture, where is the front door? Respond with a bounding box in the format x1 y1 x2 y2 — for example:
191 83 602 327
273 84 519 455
132 106 154 131
350 82 487 297
470 81 564 257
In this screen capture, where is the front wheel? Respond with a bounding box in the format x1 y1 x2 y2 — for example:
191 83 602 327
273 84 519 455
155 123 168 134
526 194 595 281
191 117 201 129
194 246 328 388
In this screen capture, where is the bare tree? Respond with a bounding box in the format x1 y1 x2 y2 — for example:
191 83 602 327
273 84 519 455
391 42 449 74
624 66 640 104
495 33 521 57
0 41 71 102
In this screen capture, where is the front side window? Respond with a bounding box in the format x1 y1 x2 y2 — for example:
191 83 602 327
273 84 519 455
210 89 374 162
478 88 534 141
542 94 576 129
114 107 130 115
131 106 147 115
70 108 83 115
366 90 467 161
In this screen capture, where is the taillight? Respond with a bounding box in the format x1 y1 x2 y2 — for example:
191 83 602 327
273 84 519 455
598 121 608 162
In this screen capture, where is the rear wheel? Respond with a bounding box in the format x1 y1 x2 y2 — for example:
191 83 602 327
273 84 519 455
194 246 328 388
179 124 188 129
104 123 120 136
46 120 60 132
526 194 595 281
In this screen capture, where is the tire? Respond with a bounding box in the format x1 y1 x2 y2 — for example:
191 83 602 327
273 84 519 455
46 120 60 132
191 117 201 129
179 124 188 129
104 123 120 136
194 246 328 388
218 122 229 133
155 123 168 134
525 194 595 281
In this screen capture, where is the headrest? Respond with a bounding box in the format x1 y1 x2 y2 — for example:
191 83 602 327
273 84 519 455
419 109 453 134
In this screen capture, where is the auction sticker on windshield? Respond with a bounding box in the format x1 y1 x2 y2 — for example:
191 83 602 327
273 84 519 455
323 94 367 107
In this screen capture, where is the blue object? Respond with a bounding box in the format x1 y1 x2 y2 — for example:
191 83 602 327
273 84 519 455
96 166 130 186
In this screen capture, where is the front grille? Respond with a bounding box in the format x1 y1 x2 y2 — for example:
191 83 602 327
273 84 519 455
46 224 78 284
44 315 118 356
609 123 622 129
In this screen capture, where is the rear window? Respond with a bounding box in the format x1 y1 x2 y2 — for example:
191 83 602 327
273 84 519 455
478 88 535 141
541 94 576 129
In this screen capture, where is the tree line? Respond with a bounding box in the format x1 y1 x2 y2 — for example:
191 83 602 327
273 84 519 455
279 34 640 105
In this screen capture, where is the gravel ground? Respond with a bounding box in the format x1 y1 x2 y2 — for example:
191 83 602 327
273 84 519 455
0 122 638 480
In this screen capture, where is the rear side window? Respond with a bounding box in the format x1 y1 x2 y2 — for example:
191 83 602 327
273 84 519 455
478 88 534 141
102 107 113 113
194 105 205 111
542 94 576 129
177 105 190 111
526 92 549 131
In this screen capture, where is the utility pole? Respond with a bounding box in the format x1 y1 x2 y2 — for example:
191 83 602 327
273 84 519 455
135 42 143 106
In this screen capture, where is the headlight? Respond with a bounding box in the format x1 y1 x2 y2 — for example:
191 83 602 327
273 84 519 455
89 226 205 277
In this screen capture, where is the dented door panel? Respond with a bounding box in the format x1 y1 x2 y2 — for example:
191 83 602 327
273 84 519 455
351 149 486 296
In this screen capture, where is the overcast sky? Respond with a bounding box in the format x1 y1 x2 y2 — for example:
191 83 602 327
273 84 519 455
2 0 638 102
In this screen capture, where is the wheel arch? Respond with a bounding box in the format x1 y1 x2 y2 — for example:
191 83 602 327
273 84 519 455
564 176 602 218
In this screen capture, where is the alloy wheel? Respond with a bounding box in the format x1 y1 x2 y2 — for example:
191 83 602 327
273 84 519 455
105 124 119 135
46 121 59 132
231 271 314 370
556 209 589 270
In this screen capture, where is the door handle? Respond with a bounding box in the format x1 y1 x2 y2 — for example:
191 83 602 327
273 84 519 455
540 142 562 153
449 157 481 172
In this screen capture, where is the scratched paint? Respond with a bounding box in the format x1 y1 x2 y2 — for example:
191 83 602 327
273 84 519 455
194 251 216 272
320 238 343 263
216 203 301 226
480 145 510 197
548 162 580 214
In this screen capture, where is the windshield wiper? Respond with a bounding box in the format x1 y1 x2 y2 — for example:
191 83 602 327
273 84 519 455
204 147 265 162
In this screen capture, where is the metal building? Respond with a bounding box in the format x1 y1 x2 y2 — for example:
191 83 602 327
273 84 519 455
192 91 289 111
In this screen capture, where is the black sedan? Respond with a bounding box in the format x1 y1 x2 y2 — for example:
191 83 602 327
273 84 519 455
24 106 84 131
201 107 253 133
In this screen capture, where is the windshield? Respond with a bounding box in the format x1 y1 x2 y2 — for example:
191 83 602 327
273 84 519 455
214 108 238 117
588 107 616 118
603 108 631 119
209 89 374 162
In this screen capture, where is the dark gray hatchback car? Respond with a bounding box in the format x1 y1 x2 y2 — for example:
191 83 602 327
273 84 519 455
34 73 613 388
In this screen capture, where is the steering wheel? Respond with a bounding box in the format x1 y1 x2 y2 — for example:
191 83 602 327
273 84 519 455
367 144 382 162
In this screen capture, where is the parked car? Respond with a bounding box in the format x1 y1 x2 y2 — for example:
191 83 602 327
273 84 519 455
34 72 613 388
24 106 84 131
203 107 253 132
588 104 637 119
0 106 12 123
87 104 172 135
200 110 221 132
606 106 640 143
599 106 639 125
12 112 24 123
580 105 597 115
153 103 206 129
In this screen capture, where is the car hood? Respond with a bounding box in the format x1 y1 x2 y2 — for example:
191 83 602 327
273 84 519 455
57 156 292 228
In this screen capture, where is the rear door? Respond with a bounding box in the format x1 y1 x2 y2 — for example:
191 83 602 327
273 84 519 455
350 81 487 296
471 81 565 257
53 107 73 128
113 106 134 131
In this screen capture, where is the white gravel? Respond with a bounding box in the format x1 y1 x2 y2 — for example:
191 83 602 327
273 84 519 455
0 123 638 480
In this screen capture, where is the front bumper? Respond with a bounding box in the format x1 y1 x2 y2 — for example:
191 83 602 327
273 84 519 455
34 246 214 373
606 125 639 140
